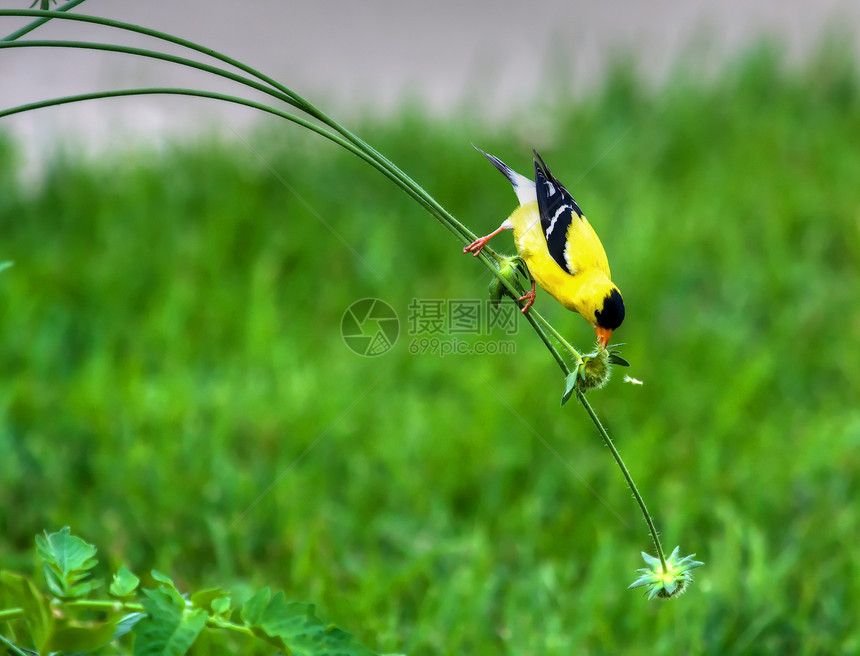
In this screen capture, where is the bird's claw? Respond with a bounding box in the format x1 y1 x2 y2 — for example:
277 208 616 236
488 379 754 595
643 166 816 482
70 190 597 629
463 236 491 257
518 290 536 314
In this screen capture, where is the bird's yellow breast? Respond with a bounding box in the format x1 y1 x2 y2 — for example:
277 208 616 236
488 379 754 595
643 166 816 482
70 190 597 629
507 201 613 323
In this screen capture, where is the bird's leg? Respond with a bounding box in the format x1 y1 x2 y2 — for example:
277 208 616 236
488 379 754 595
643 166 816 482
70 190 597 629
518 279 536 314
463 220 512 257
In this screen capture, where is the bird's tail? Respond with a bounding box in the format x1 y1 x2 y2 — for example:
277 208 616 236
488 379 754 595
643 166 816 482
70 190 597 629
473 144 536 206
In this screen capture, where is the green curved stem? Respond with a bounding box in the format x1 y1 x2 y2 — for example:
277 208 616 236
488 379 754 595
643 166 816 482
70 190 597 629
70 600 256 637
0 9 332 125
0 38 317 116
0 12 517 312
205 617 255 637
0 88 362 165
0 633 28 656
0 0 89 42
530 311 582 364
0 607 24 622
61 599 135 612
0 10 474 243
0 11 547 350
521 310 570 373
0 10 665 569
576 390 667 570
38 599 256 637
0 35 475 250
0 87 443 218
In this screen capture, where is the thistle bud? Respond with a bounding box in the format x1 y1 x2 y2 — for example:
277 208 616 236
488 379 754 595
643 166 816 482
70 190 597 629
561 344 631 405
575 347 612 391
488 276 504 306
488 256 526 307
629 546 704 600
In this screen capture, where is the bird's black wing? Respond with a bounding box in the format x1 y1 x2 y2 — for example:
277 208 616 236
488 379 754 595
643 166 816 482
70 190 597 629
533 150 583 275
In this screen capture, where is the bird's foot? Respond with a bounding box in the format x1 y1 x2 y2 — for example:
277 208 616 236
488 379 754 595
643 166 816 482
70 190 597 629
463 235 492 257
518 288 536 314
463 223 511 257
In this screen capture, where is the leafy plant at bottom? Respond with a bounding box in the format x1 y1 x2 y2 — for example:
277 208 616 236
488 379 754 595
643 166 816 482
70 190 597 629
241 588 378 656
0 528 387 656
36 526 102 599
135 586 208 656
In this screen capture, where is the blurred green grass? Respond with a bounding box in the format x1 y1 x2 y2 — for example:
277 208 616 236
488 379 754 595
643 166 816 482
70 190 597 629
2 42 860 654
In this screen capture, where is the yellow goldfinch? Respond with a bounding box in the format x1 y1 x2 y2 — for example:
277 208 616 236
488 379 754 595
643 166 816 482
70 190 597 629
464 148 624 349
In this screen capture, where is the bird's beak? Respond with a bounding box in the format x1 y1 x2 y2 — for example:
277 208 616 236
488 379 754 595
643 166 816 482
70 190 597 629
595 326 612 350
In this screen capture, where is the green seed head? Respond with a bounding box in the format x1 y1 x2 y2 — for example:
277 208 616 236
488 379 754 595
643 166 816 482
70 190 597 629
488 256 527 307
575 345 612 391
488 275 504 306
629 546 704 601
561 343 631 405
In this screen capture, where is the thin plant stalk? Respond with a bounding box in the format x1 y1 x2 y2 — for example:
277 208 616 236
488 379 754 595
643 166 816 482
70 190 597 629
0 8 669 571
0 10 475 245
0 601 256 639
0 9 509 295
530 310 583 365
577 390 667 570
0 633 29 656
520 311 570 374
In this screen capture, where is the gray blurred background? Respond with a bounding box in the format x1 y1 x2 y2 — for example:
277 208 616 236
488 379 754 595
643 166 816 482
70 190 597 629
1 0 859 164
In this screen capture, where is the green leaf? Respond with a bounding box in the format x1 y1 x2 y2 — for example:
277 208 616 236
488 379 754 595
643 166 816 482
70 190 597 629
110 566 141 598
36 527 98 575
149 570 184 608
113 612 146 641
134 587 207 656
42 562 67 598
211 596 231 616
641 551 661 569
42 562 102 599
0 571 52 652
561 371 578 406
240 587 271 627
150 570 174 586
510 256 530 283
608 353 631 367
190 587 229 612
0 261 12 273
680 556 705 570
242 588 378 656
628 574 653 589
35 527 101 599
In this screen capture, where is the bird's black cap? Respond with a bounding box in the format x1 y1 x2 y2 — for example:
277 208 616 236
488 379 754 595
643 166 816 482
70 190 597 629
595 288 625 330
